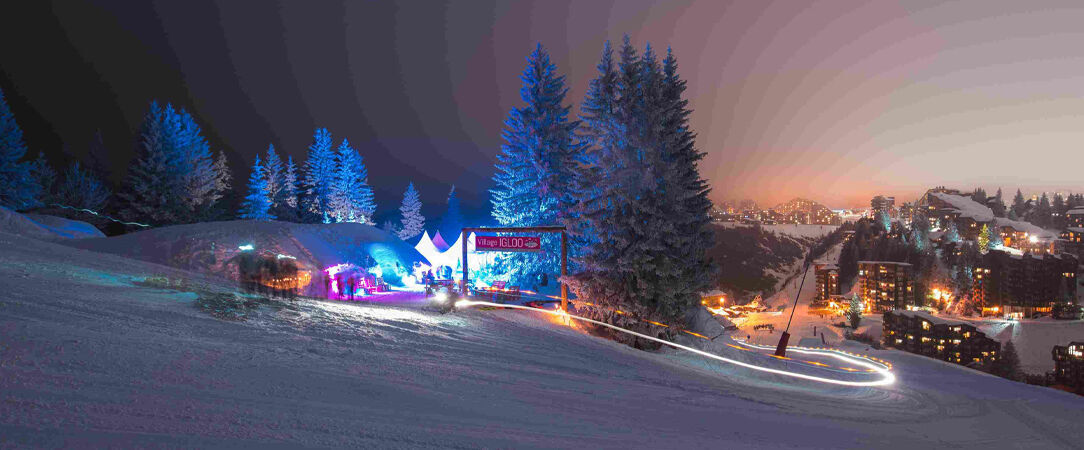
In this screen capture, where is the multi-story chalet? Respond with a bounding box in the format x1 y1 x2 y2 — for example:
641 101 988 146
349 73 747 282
883 310 1000 366
1061 228 1084 260
1052 342 1084 393
814 263 840 304
973 249 1078 318
858 261 914 312
1065 208 1084 228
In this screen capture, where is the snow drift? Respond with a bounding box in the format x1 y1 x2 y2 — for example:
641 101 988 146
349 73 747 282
0 206 104 240
65 220 426 291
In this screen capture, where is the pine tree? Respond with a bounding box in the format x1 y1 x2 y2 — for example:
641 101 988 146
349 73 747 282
491 43 581 284
238 154 275 220
119 101 181 224
441 185 464 238
29 152 56 205
302 128 336 223
263 144 284 211
992 188 1006 217
328 139 375 223
848 293 863 328
398 182 425 240
1052 193 1066 229
275 155 299 221
57 162 111 211
1011 189 1027 218
0 87 41 210
978 224 994 253
944 221 961 244
381 219 401 236
1031 193 1051 228
566 37 714 322
990 340 1021 381
118 101 227 224
212 151 231 203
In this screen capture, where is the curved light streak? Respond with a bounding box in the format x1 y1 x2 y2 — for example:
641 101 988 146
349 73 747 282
455 300 896 387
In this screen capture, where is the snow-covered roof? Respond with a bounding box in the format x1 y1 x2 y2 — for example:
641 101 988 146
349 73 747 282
929 192 994 222
1066 227 1084 233
993 217 1057 239
857 261 912 266
1067 208 1084 215
893 310 952 325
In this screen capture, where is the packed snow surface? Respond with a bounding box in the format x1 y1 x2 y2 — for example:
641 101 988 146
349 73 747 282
0 206 104 240
3 232 1084 447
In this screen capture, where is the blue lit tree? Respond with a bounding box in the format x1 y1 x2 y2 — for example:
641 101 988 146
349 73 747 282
328 139 376 223
239 154 275 220
58 162 111 211
275 155 300 221
29 152 56 205
302 128 336 223
263 144 284 211
398 182 425 240
0 87 41 210
491 43 581 285
119 101 228 224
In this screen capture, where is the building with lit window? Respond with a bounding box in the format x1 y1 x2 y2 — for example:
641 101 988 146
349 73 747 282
1067 209 1084 229
858 261 914 312
1061 228 1084 260
1052 342 1084 393
883 310 1000 366
972 249 1078 318
814 263 840 303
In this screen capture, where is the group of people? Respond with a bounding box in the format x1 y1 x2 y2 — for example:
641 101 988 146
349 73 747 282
321 271 377 300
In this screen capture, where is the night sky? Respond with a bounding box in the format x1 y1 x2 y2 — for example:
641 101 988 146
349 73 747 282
2 0 1083 219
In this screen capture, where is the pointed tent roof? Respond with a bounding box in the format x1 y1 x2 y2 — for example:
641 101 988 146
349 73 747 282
431 231 450 252
414 231 441 267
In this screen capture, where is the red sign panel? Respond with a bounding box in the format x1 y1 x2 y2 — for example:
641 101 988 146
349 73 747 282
475 235 542 252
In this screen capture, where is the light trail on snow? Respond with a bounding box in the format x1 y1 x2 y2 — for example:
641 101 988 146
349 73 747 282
454 300 896 387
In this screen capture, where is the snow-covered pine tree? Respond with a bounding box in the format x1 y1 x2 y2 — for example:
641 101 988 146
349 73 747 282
848 293 863 328
944 221 961 244
302 128 336 223
263 144 284 212
57 162 111 211
275 155 299 221
212 151 231 202
238 154 275 220
398 181 425 240
490 43 581 285
440 185 464 238
119 101 181 224
328 139 375 223
171 105 223 220
658 46 715 316
0 87 41 210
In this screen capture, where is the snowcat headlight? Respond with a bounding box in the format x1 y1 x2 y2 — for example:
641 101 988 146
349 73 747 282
435 292 448 303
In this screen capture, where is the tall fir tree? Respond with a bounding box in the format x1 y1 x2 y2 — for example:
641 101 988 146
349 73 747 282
1011 189 1027 219
303 128 336 223
57 162 111 211
119 101 180 224
398 182 425 240
0 86 41 209
491 43 581 284
1032 193 1051 228
328 139 376 223
118 101 227 224
263 144 285 212
992 187 1006 217
978 224 994 253
238 154 275 220
275 155 300 221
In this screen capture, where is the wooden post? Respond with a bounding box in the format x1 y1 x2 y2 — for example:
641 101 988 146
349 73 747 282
461 228 469 296
561 230 568 311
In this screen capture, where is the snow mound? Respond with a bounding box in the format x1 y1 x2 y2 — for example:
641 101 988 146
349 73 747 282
65 220 426 290
23 213 105 239
0 206 103 240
